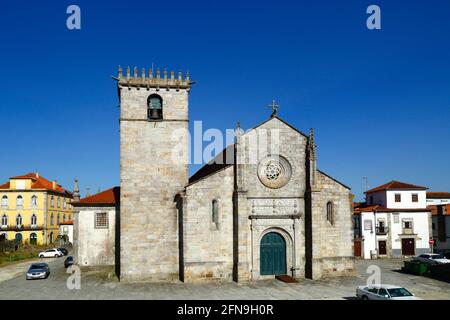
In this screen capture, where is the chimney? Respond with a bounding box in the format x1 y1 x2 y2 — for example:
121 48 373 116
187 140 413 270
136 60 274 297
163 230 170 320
36 172 39 179
52 181 57 189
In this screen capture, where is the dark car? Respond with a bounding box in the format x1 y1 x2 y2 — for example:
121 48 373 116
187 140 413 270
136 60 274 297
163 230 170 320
58 247 69 256
64 256 74 268
26 263 50 280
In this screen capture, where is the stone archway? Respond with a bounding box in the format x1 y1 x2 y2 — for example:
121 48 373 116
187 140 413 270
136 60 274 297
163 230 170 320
260 232 286 275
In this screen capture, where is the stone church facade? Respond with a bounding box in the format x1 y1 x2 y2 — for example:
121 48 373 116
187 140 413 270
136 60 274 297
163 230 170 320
114 66 354 282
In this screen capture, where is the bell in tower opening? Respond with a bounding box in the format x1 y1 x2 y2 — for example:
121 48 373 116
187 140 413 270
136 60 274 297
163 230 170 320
147 94 163 120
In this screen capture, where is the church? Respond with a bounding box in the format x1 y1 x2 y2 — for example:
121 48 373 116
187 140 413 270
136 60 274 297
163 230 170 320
73 66 355 282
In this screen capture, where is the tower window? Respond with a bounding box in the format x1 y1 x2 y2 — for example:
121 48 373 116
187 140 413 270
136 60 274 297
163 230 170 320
326 201 334 225
212 199 219 227
147 94 163 120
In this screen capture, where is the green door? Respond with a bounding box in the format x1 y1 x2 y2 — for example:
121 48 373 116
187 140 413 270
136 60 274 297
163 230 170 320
260 232 286 275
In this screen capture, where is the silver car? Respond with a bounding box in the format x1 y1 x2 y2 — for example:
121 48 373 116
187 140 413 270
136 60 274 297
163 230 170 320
26 263 50 280
413 253 450 265
356 285 421 300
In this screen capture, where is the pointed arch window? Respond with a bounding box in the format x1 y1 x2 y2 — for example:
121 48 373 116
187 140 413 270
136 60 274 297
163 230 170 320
31 195 38 207
1 195 8 208
326 201 334 225
16 214 22 227
16 195 23 208
1 214 7 227
212 199 219 228
31 214 37 226
147 94 163 120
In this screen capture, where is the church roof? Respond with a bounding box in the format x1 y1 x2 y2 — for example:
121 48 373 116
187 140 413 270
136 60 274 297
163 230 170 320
365 180 428 194
188 145 234 185
74 187 120 207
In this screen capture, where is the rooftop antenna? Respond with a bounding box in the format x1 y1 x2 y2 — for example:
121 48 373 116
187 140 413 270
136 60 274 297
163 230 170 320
363 176 369 200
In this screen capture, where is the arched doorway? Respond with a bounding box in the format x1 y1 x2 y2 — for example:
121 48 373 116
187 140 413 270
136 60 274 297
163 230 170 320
49 232 53 244
30 233 37 245
15 233 23 244
260 232 286 275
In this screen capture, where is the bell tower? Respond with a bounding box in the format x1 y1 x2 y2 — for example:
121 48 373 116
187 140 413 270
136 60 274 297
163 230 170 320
117 66 192 281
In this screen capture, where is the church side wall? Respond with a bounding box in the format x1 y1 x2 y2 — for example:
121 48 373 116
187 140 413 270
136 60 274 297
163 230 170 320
74 207 116 267
311 172 355 279
184 166 234 282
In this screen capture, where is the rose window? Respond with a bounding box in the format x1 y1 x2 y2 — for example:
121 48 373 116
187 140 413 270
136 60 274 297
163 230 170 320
265 162 283 181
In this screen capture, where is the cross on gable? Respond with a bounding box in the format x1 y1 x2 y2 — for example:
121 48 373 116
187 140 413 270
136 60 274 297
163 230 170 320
268 100 279 116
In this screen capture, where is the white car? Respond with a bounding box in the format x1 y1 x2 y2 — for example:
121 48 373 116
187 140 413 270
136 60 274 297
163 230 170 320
413 253 450 265
38 248 63 258
356 285 421 300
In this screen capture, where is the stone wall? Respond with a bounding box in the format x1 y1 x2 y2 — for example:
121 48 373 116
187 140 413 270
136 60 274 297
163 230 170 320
119 86 189 282
310 171 355 279
184 166 234 282
73 207 116 267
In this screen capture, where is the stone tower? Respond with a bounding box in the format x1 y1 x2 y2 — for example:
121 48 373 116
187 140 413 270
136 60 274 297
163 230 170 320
117 66 192 281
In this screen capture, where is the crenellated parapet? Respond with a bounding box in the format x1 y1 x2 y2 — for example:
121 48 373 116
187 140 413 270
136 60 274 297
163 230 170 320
114 66 193 91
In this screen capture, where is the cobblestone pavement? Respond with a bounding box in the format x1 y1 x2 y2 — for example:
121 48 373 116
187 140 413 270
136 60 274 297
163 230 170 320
0 257 449 300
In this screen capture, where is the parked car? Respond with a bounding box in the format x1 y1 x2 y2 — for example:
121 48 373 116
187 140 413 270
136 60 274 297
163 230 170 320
412 253 450 265
26 263 50 280
356 285 421 300
435 249 450 259
64 256 74 268
57 247 69 256
38 248 63 258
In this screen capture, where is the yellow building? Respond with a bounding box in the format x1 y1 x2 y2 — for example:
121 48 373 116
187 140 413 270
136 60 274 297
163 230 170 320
0 173 74 245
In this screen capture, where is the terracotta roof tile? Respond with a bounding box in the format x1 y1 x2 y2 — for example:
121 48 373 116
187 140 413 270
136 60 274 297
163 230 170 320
428 204 450 216
75 187 120 205
0 172 72 196
366 180 428 194
427 192 450 199
59 220 73 225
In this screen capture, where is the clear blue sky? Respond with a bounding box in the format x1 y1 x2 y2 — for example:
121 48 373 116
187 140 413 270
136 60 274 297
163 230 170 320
0 0 449 200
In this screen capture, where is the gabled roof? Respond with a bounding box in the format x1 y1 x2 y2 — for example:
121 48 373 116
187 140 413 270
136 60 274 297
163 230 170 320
366 180 428 194
74 187 120 206
427 192 450 199
0 172 72 196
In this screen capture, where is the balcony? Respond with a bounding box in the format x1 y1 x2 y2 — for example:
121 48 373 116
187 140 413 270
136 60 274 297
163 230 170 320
402 228 414 235
0 225 44 231
376 226 389 235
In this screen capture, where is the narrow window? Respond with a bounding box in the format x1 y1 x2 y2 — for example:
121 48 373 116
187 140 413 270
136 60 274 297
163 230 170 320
31 214 37 226
212 199 219 227
31 195 38 207
412 193 418 202
95 212 108 229
63 198 66 209
147 94 163 120
1 214 7 226
50 214 54 225
326 201 334 225
16 214 22 226
395 193 401 202
57 214 60 225
16 195 23 208
51 196 54 207
57 197 61 208
63 214 66 221
1 195 8 208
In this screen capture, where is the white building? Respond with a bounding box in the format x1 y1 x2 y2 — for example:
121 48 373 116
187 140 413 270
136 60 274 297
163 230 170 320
354 181 431 259
59 220 73 245
72 187 119 269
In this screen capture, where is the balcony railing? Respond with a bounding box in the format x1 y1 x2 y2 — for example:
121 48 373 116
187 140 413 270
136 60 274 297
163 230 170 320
376 226 389 235
0 225 44 231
